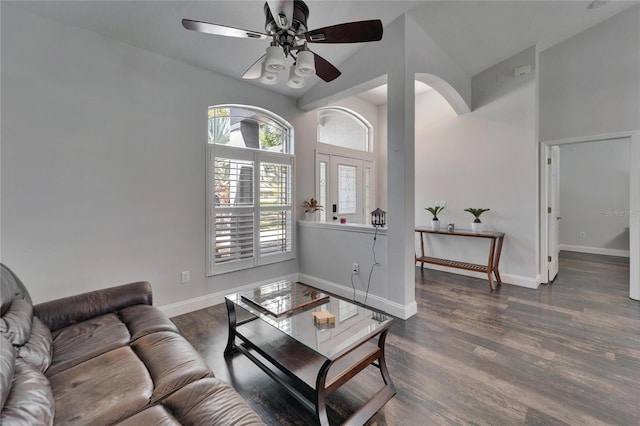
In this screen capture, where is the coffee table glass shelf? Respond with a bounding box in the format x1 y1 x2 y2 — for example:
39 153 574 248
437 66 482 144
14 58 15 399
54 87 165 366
225 281 395 426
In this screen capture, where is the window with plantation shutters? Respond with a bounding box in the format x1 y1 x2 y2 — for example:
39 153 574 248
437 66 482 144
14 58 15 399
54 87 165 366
207 105 294 275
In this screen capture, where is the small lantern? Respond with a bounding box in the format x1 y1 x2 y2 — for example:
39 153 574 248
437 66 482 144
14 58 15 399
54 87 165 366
370 208 386 227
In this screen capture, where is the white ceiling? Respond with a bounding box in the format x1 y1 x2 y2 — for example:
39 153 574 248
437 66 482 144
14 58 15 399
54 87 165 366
358 81 433 105
9 1 639 100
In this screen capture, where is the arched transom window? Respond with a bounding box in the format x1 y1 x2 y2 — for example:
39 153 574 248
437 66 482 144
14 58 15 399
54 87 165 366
317 107 371 151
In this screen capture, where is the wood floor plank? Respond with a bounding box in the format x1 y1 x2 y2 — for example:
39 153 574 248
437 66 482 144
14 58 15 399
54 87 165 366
171 252 640 425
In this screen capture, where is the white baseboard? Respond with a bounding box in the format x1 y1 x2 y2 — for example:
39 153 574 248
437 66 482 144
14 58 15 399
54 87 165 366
298 273 418 320
558 244 630 258
419 264 540 289
159 274 299 318
159 266 540 319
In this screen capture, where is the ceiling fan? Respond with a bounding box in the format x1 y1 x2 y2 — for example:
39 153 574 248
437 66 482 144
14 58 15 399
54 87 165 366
182 0 383 88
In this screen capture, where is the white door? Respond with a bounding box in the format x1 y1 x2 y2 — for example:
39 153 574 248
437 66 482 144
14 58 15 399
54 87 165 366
316 152 374 224
333 156 364 223
548 146 561 281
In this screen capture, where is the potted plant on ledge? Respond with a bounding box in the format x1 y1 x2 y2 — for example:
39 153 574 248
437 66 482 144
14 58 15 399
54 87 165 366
464 208 490 232
302 198 323 221
425 205 446 230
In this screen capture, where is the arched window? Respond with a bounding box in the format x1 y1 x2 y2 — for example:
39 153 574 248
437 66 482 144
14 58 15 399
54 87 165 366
208 105 294 275
317 107 371 151
315 107 374 223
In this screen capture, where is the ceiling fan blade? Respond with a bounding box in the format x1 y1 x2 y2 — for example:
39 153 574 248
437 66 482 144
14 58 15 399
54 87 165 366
242 55 266 80
267 1 294 29
182 19 269 40
304 20 383 43
311 51 341 83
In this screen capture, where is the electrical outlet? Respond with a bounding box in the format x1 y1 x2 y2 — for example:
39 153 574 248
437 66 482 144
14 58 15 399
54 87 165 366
352 263 359 275
580 232 586 239
181 271 190 284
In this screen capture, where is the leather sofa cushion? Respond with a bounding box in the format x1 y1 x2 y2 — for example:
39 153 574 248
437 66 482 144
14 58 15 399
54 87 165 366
18 316 53 373
0 334 16 409
49 346 153 426
114 405 181 426
1 358 54 426
34 281 152 333
46 313 130 377
1 264 33 313
163 378 265 425
132 331 213 403
119 304 179 340
114 379 266 426
1 298 33 347
1 264 34 346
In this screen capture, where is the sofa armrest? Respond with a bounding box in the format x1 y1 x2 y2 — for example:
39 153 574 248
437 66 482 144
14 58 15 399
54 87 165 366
34 281 153 332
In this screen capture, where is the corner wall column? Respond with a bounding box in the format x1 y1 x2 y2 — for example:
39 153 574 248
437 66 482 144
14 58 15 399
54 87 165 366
386 67 417 319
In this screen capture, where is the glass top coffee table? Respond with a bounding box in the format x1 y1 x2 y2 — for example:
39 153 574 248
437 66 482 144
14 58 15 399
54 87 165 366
224 281 395 426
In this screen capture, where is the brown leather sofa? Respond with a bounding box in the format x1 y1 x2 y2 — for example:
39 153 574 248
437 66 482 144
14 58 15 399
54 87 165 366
0 263 264 425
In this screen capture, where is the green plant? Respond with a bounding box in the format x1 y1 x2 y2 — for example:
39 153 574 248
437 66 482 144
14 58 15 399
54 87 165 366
302 198 323 213
464 208 490 223
425 205 446 220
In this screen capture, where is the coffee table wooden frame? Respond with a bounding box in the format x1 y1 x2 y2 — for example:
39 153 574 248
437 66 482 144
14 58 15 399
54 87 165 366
224 297 396 426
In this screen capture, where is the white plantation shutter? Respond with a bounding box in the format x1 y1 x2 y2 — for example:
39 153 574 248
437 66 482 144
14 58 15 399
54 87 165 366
258 158 292 259
259 210 292 256
213 212 254 265
207 106 294 275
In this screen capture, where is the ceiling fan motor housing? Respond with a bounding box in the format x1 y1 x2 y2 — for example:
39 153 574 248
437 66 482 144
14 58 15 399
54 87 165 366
264 0 309 36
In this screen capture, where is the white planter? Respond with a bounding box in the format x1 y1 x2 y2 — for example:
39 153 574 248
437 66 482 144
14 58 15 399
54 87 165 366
471 222 483 232
431 219 440 230
305 212 316 221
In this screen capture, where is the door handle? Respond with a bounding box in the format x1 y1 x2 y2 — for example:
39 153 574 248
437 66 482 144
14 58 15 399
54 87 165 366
556 216 562 220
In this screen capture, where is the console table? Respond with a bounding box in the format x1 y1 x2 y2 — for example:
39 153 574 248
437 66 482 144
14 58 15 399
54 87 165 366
415 227 505 290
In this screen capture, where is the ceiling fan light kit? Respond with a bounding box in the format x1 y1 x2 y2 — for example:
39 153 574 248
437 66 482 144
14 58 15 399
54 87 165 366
265 45 287 71
294 49 315 76
183 0 383 88
259 62 279 85
286 66 305 88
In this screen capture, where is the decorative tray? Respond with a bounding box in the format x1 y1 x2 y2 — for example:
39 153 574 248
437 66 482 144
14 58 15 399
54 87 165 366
240 281 329 317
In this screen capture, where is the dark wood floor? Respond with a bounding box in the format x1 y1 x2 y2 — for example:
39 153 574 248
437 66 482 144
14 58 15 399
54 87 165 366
171 252 639 425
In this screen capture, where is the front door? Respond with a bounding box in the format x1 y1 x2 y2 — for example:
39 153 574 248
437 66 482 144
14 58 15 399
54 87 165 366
316 152 374 224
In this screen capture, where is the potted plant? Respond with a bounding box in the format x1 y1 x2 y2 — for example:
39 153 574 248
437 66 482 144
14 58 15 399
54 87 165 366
464 208 490 232
302 198 323 221
425 205 446 229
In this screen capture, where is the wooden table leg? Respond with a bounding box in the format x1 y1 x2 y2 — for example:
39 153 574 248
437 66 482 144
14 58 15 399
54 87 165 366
420 231 425 269
341 329 396 426
315 361 331 426
487 238 497 291
224 298 237 356
377 329 395 389
493 236 504 285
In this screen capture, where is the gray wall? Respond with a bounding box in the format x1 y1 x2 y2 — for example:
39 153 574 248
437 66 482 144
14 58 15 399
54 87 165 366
539 6 640 141
0 5 301 306
413 47 538 287
559 139 630 255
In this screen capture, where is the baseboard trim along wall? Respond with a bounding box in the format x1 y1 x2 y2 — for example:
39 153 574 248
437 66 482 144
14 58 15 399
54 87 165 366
298 273 418 320
420 264 540 289
159 274 299 318
559 244 630 258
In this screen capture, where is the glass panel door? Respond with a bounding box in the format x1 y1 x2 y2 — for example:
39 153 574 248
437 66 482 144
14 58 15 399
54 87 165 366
331 156 364 223
315 152 374 224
